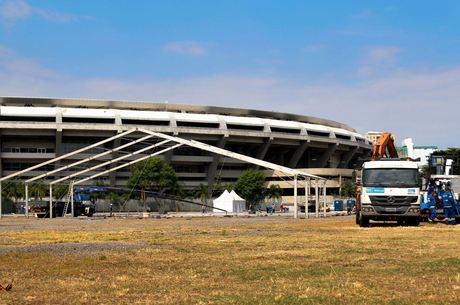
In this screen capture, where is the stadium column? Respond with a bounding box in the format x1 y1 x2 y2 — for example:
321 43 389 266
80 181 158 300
288 141 309 168
162 149 173 164
338 146 359 169
254 138 271 169
316 143 338 168
55 132 62 159
206 136 227 196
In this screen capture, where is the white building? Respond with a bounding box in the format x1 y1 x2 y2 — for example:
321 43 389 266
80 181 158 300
397 138 437 168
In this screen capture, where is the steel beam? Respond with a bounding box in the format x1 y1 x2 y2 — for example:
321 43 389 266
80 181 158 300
27 134 155 183
0 128 138 182
50 140 170 185
74 144 183 185
138 128 325 180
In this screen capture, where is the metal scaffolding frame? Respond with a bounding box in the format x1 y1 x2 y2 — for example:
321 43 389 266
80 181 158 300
0 129 138 218
0 127 327 219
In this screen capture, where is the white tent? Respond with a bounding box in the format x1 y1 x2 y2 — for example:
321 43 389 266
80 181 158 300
230 190 244 201
213 190 246 213
229 190 246 213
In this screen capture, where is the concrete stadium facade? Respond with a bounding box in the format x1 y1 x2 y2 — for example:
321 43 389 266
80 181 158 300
0 97 372 204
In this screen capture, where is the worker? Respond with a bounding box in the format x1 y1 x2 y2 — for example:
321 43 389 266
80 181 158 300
439 184 456 225
435 180 442 195
426 190 437 223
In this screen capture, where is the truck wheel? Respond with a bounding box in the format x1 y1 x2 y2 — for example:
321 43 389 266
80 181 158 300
355 211 360 224
359 213 369 227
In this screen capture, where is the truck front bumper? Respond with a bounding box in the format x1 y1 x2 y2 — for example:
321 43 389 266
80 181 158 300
361 204 420 220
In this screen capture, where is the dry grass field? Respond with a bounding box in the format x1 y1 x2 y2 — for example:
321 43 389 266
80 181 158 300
0 215 459 305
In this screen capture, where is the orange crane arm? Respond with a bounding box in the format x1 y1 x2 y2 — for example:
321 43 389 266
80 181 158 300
371 132 399 160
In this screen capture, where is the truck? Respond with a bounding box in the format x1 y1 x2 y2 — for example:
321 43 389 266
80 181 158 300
420 155 460 222
28 186 103 218
355 133 421 227
356 159 421 227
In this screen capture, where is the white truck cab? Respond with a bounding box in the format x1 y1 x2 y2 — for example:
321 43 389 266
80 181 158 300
356 159 421 227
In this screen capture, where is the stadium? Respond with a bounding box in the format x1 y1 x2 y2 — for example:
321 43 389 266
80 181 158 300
0 96 372 206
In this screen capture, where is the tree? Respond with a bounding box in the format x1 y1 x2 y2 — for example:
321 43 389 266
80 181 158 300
53 183 71 200
234 169 266 210
2 181 25 212
265 184 283 203
429 148 460 175
90 181 109 201
340 180 356 198
29 181 48 200
194 184 208 203
194 184 209 212
420 165 430 181
107 192 130 211
210 175 225 197
127 157 181 210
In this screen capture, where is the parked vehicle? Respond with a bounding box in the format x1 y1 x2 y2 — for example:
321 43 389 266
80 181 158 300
355 133 421 227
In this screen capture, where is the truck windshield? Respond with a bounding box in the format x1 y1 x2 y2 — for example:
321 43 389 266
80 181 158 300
362 168 419 187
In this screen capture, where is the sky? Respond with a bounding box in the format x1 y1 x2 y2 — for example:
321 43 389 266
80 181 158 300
0 0 459 148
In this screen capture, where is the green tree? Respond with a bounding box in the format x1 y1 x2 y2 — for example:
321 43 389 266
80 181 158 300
128 157 181 210
29 181 48 200
194 184 208 203
210 175 225 197
340 180 356 198
107 192 130 211
265 184 283 203
90 181 109 201
234 169 266 210
430 148 460 175
53 183 71 200
420 165 430 181
224 183 234 192
2 181 25 211
194 184 209 211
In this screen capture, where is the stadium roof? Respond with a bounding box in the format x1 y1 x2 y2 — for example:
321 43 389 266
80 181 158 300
0 96 356 132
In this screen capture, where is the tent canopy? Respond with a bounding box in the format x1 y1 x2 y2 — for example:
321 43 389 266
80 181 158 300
213 190 246 213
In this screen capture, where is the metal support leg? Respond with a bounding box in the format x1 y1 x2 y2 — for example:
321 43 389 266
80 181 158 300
70 183 74 217
0 182 2 219
294 175 298 219
49 184 53 219
323 182 327 217
315 182 319 218
305 178 310 219
25 183 29 218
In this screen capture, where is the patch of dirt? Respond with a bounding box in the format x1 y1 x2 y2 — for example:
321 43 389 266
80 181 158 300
0 241 153 254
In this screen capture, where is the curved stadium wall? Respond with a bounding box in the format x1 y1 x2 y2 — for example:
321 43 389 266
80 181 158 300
0 97 372 202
